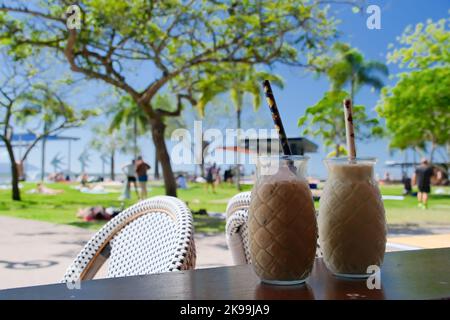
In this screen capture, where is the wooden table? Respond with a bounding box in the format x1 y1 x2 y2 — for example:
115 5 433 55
1 248 449 300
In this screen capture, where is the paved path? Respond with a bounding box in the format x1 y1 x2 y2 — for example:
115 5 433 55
0 216 232 290
1 216 449 290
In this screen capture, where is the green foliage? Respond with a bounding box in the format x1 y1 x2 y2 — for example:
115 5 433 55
15 84 97 127
0 0 339 109
90 124 136 157
387 17 450 70
0 0 345 193
376 67 450 150
379 17 450 153
325 42 388 100
108 95 148 134
108 93 185 139
298 90 382 153
194 65 283 116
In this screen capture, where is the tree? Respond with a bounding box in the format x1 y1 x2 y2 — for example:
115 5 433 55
377 18 450 161
0 60 94 201
109 95 147 160
386 18 449 70
109 93 185 179
376 67 449 162
298 90 382 157
89 124 136 181
326 43 388 103
0 0 341 196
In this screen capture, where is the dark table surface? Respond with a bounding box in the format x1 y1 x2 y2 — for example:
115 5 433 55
1 248 449 300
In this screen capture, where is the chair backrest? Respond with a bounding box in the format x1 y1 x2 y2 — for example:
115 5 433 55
225 192 252 264
225 192 322 265
62 196 196 284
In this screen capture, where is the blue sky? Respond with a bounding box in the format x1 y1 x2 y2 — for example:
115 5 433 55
1 0 449 180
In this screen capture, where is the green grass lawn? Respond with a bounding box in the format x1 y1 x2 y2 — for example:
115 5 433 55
0 182 252 233
0 182 448 234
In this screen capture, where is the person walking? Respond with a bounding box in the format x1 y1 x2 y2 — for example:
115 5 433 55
121 159 138 199
214 166 221 188
136 156 151 200
412 158 434 209
205 163 216 193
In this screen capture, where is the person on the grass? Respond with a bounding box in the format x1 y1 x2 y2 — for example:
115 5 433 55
28 183 64 195
176 174 188 189
121 159 138 199
205 163 216 193
412 158 434 209
136 156 151 200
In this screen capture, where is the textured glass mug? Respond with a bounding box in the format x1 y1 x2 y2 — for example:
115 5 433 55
318 157 387 278
248 155 317 285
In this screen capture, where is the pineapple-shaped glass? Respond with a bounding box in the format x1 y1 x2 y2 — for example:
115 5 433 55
248 155 317 285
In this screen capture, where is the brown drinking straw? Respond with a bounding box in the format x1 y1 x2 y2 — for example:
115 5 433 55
343 98 356 161
262 80 292 156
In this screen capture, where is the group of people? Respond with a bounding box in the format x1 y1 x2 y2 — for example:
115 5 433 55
121 156 151 200
204 163 239 193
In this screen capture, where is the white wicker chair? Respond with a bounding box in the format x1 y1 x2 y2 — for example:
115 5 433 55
225 191 322 265
62 196 196 284
225 192 252 265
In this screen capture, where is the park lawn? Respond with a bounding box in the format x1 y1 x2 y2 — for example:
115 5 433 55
0 182 252 233
378 185 450 226
0 182 448 234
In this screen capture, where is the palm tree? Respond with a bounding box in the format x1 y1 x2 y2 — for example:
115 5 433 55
196 66 283 190
50 153 64 173
229 68 283 190
327 43 388 103
108 95 184 180
89 125 134 181
109 96 148 160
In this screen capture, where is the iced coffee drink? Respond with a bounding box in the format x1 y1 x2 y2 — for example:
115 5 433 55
248 156 317 285
318 158 387 277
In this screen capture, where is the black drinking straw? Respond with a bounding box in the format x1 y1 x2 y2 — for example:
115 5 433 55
262 80 292 156
343 98 356 162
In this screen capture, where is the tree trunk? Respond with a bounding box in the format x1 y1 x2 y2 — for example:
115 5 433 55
335 143 340 158
154 153 160 180
110 150 115 181
200 134 206 177
40 128 48 181
150 117 177 196
430 141 437 164
4 140 21 201
350 75 356 104
235 108 242 191
199 162 205 178
133 115 138 159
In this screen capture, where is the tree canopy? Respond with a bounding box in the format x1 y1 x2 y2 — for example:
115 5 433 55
298 90 382 157
377 17 450 160
0 0 344 196
376 67 449 154
387 17 449 69
324 42 388 102
0 54 96 200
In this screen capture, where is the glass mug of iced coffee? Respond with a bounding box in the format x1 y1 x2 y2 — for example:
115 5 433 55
248 155 317 285
318 157 387 278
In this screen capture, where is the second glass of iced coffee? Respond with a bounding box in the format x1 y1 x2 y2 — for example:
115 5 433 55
318 157 387 278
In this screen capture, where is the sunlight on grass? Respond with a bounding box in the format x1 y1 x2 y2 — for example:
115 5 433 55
0 182 448 234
